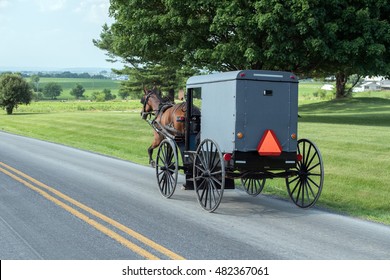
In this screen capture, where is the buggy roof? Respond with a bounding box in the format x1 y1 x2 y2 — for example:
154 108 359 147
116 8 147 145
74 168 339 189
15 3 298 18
186 70 298 86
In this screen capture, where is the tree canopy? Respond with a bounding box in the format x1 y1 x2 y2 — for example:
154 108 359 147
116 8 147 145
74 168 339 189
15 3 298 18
70 84 86 99
43 82 63 99
95 0 390 98
0 74 33 115
113 64 198 99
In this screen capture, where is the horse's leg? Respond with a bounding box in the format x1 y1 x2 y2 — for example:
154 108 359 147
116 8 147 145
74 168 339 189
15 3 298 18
148 132 163 167
148 145 154 166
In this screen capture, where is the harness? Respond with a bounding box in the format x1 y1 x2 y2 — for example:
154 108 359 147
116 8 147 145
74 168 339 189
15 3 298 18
141 92 185 140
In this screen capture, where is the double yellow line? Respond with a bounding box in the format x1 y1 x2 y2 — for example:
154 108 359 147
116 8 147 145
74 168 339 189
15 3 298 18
0 161 185 260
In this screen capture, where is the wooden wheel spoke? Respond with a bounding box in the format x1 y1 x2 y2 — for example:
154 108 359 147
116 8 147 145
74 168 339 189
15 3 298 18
161 143 168 160
290 178 301 197
161 173 168 194
304 144 313 164
209 180 220 204
303 180 312 205
288 175 300 185
210 170 222 176
307 162 320 173
295 181 303 204
301 180 306 206
305 179 317 198
307 176 321 190
196 179 206 192
207 142 214 166
307 172 321 177
210 176 222 188
197 154 208 171
306 151 319 169
201 182 209 207
210 158 221 173
200 146 208 167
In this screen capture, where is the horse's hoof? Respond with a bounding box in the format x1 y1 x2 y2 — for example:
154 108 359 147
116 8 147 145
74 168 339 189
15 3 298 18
150 161 156 168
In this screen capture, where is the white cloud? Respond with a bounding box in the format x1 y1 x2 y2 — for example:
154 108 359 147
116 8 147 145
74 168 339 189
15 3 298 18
35 0 67 12
74 0 110 24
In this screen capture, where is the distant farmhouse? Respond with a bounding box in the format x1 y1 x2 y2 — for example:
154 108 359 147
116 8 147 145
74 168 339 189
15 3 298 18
353 76 390 92
380 79 390 90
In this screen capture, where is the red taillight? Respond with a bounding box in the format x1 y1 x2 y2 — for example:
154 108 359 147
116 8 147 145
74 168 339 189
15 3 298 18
297 154 303 161
223 153 232 161
176 116 185 122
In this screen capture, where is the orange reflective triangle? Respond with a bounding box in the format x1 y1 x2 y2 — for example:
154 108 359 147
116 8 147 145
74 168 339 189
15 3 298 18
257 130 282 156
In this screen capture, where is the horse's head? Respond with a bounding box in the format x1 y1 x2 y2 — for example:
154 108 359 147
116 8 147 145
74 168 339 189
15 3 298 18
140 87 162 120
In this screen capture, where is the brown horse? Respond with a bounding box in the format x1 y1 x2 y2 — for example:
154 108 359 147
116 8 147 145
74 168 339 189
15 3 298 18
141 88 186 166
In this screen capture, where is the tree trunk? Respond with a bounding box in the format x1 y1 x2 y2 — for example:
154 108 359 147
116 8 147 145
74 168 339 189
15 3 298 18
335 72 348 98
6 106 14 115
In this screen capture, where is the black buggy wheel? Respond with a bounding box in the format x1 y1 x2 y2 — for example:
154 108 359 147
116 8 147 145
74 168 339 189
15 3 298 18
193 139 225 212
155 138 178 198
241 176 266 196
286 138 324 208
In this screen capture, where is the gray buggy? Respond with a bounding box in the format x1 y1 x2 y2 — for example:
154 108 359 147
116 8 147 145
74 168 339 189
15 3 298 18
153 70 324 212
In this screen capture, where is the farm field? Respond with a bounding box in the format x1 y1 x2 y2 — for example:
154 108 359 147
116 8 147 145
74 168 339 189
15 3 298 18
1 84 390 225
35 77 121 99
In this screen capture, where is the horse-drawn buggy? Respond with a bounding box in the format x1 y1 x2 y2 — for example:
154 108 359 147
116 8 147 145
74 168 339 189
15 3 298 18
141 70 324 212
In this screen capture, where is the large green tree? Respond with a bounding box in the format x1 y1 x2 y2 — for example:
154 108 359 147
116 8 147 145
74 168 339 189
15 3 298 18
254 0 390 98
0 74 33 115
43 82 62 99
95 0 390 98
70 84 85 99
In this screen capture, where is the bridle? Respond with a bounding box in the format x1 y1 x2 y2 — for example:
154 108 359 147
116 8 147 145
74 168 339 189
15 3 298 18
141 90 164 119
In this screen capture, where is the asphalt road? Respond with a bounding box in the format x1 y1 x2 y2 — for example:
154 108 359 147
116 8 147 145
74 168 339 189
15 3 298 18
1 131 390 260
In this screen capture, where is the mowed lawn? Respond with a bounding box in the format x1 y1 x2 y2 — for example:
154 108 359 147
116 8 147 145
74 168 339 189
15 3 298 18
1 96 390 224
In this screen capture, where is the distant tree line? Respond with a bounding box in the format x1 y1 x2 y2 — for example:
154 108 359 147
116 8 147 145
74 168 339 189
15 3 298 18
21 71 110 79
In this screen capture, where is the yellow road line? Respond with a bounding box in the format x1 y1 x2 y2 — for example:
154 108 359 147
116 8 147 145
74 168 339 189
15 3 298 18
0 162 185 260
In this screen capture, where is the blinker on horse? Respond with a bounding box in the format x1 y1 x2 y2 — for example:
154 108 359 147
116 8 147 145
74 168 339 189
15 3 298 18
140 88 186 167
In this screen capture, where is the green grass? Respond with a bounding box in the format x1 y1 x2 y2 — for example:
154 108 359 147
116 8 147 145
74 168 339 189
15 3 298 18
298 80 324 95
300 98 390 224
0 110 153 165
1 95 390 225
36 77 121 99
12 100 141 113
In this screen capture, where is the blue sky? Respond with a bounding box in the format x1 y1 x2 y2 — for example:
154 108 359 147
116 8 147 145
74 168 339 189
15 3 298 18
0 0 123 70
